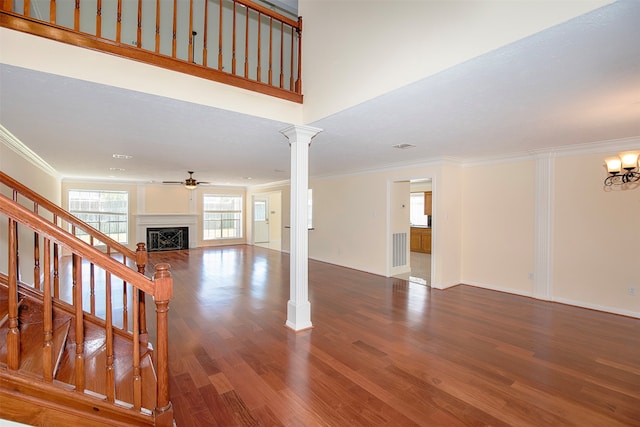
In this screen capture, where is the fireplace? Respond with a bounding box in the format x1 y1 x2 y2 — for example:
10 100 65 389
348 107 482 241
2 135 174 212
135 214 197 251
147 227 189 252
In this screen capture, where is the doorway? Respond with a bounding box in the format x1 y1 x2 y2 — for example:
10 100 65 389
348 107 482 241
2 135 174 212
253 197 269 244
252 192 282 251
408 179 432 286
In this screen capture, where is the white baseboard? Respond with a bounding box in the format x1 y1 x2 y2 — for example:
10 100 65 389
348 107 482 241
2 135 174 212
462 281 639 318
552 296 640 319
462 281 534 298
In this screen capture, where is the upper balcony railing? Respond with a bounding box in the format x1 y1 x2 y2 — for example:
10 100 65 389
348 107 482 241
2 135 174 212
0 0 302 103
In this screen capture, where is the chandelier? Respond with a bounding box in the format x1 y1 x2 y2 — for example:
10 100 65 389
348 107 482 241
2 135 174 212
604 152 640 186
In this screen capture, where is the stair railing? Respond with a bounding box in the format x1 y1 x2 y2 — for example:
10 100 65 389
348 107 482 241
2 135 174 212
0 171 149 343
1 192 174 426
0 0 303 103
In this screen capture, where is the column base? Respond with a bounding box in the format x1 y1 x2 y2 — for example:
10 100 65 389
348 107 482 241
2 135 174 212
285 300 313 331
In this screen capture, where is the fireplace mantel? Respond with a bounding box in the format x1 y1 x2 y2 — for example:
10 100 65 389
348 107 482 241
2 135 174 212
135 214 198 249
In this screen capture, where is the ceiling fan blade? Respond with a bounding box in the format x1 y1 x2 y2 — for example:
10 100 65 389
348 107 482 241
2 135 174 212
162 181 184 184
196 181 211 185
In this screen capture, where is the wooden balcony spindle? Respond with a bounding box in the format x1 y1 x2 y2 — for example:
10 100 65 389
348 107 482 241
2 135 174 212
137 0 142 47
73 253 85 392
7 217 20 371
74 0 80 31
42 238 53 382
188 0 194 63
279 22 284 88
116 0 122 43
136 243 148 343
289 25 294 90
172 0 177 57
1 0 13 12
244 5 249 78
50 0 56 24
203 0 209 67
268 17 273 85
218 0 223 70
105 272 115 402
155 0 160 53
153 263 174 427
96 0 102 38
24 0 30 17
256 12 261 82
231 1 237 74
295 17 302 93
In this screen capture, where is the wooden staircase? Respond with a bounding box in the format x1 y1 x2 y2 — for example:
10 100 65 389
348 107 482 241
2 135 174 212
0 171 174 426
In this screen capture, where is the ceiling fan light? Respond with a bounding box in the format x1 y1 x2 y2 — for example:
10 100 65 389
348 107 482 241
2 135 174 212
185 183 197 190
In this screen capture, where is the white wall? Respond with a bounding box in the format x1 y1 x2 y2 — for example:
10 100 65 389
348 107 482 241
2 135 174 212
299 0 613 123
461 159 536 295
553 150 640 316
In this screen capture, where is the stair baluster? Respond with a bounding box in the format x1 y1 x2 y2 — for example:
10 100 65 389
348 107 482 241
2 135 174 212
7 217 20 370
105 271 115 403
42 238 54 382
34 214 41 291
73 253 85 392
90 236 96 315
133 287 142 410
53 241 60 299
136 243 148 344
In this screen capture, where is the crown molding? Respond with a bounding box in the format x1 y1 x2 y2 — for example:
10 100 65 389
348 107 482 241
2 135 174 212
0 124 59 177
463 136 640 168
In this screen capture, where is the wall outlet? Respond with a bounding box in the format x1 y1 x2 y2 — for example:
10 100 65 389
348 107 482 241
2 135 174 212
528 272 534 280
628 287 637 296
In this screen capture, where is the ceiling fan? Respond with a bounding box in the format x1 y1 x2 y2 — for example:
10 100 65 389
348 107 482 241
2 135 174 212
162 171 210 190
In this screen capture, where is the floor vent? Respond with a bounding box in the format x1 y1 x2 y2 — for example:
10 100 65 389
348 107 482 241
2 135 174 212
392 232 407 267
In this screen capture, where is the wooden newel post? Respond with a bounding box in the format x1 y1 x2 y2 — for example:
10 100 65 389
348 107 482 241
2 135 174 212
136 242 149 344
153 262 174 427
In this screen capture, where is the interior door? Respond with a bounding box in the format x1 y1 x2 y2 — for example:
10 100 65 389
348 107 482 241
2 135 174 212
253 197 269 244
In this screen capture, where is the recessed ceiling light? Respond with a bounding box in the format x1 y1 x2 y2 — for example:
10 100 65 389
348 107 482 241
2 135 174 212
392 143 416 150
109 167 125 171
112 154 133 159
243 176 253 180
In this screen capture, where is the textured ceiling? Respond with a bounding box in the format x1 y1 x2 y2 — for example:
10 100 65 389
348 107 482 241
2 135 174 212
1 0 639 186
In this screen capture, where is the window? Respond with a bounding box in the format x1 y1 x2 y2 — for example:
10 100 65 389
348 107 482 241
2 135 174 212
68 190 129 244
203 195 243 240
410 192 428 226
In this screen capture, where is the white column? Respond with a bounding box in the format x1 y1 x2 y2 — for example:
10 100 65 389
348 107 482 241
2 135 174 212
280 124 322 331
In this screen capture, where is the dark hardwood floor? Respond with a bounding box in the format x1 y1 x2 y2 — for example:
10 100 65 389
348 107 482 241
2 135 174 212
109 246 640 425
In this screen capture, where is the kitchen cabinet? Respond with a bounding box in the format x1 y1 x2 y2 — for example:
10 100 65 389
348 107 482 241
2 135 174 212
424 191 432 215
410 227 431 254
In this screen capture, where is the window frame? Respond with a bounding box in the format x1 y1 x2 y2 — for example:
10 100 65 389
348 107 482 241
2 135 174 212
202 194 244 240
67 189 129 245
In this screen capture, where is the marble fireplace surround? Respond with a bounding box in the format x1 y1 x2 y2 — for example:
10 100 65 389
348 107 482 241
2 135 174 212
134 214 198 249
